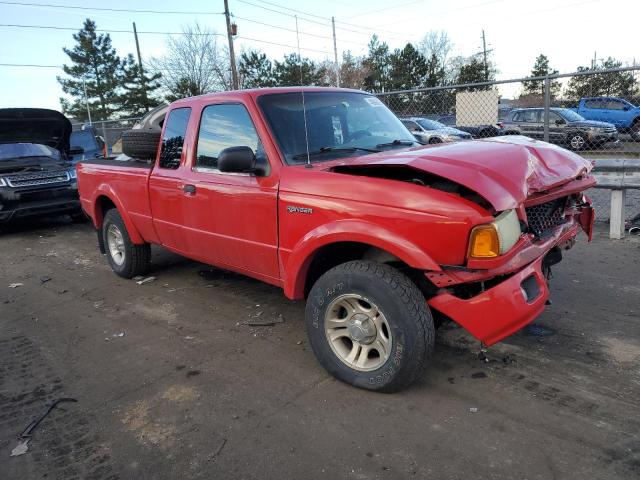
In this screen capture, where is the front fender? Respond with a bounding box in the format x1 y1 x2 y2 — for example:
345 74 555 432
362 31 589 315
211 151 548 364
91 185 144 244
283 219 441 299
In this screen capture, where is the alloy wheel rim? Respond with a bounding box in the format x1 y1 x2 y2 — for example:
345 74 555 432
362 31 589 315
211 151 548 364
324 294 392 372
570 135 585 149
106 224 126 266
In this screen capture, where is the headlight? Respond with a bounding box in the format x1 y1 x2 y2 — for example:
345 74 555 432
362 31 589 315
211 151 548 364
468 210 521 259
68 168 77 179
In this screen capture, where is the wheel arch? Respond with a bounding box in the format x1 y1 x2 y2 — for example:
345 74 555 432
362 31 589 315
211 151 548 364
283 222 441 300
92 188 144 244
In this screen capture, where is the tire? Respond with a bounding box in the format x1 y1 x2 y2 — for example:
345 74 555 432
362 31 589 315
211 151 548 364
567 132 587 151
102 209 151 278
121 129 161 159
428 137 443 144
305 260 434 393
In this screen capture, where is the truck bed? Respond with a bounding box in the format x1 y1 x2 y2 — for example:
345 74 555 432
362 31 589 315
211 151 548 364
76 158 157 243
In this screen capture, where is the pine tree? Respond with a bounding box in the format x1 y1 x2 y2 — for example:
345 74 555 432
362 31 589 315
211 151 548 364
58 19 127 121
388 43 428 91
239 51 276 88
565 57 638 100
120 55 162 117
363 35 392 93
522 54 560 98
456 58 494 90
273 53 326 86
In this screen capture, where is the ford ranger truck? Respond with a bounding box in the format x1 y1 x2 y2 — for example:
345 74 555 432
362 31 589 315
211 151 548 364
76 88 595 392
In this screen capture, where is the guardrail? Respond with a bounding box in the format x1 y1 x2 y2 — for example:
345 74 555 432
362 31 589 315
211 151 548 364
591 159 640 239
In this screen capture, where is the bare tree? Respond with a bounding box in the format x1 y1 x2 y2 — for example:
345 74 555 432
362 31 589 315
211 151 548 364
418 31 455 84
148 22 231 101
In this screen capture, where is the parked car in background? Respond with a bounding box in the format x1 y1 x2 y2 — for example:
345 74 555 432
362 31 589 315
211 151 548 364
401 117 472 143
0 108 83 223
501 107 618 150
77 87 596 392
70 125 107 162
436 115 502 138
571 97 640 138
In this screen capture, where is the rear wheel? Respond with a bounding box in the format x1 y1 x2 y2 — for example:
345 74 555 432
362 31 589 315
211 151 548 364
428 137 443 144
102 209 151 278
305 260 434 392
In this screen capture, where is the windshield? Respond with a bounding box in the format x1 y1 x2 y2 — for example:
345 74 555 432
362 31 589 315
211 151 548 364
70 130 98 151
416 118 446 130
258 91 418 165
556 109 585 122
0 143 60 161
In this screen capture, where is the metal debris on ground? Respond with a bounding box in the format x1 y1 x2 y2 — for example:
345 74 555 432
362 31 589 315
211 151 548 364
10 398 78 456
135 276 156 285
469 407 478 413
39 276 52 284
8 283 23 288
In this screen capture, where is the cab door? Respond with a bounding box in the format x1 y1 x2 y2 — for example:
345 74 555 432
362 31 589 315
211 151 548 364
178 102 279 282
148 107 192 254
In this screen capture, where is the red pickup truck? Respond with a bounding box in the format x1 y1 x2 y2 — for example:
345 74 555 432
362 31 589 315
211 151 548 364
77 87 595 392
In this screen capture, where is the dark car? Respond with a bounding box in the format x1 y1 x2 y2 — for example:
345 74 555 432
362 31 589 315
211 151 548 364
0 108 83 224
501 107 618 150
400 117 472 144
437 115 502 138
70 125 107 163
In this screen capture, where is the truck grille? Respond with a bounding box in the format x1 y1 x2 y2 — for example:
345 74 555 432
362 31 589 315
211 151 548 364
525 197 567 237
5 170 70 188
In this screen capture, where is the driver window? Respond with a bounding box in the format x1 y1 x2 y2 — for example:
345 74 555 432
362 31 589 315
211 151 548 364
548 111 562 123
195 104 263 171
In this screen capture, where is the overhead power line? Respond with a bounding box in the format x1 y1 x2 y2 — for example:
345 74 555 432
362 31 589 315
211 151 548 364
0 1 224 15
0 24 332 53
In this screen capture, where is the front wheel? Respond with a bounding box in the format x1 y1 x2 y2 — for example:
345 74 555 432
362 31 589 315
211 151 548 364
305 261 434 392
102 209 151 278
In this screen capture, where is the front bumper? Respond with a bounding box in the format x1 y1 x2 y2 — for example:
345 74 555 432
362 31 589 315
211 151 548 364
428 256 548 345
0 183 80 223
425 195 595 346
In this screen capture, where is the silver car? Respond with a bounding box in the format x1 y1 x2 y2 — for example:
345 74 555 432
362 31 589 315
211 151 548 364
401 117 473 144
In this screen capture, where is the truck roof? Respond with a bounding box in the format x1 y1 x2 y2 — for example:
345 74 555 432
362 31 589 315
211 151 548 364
170 86 369 107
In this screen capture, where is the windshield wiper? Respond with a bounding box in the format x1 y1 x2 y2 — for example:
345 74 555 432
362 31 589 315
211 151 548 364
376 139 416 148
291 146 380 160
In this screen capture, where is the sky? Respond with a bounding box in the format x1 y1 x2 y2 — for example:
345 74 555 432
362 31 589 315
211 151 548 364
0 0 637 114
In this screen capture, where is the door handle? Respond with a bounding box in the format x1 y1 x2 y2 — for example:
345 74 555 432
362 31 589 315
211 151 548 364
182 184 196 195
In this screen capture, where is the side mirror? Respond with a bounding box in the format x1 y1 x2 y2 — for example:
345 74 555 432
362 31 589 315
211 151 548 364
218 146 260 175
555 119 566 126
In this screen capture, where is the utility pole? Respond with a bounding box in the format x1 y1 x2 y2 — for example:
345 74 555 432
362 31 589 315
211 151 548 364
132 22 149 113
331 17 340 87
481 29 488 81
224 0 239 90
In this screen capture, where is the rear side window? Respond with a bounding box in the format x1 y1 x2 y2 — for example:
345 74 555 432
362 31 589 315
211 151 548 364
195 104 261 170
159 107 191 169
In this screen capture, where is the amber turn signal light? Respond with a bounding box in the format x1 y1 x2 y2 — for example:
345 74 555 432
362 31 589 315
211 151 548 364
468 224 500 258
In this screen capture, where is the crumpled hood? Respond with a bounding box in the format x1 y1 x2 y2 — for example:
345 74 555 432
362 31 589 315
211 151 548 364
328 135 593 211
0 108 72 154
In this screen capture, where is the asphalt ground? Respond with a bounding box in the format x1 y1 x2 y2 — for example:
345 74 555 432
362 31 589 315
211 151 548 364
1 217 639 480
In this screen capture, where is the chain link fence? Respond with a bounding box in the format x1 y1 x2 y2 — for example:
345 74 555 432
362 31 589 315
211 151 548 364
376 66 640 159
